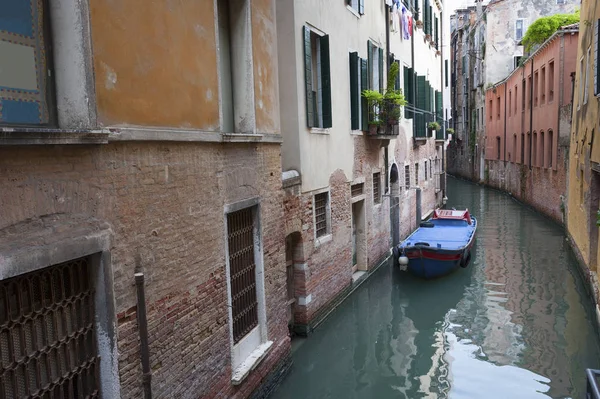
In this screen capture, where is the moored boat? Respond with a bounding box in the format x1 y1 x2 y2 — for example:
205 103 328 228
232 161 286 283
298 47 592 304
393 209 477 279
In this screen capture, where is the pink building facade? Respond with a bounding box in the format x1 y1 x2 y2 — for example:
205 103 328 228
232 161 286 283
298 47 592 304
484 28 578 223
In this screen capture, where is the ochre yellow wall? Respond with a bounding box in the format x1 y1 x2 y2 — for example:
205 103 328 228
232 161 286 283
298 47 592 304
567 0 600 274
90 0 220 129
251 0 280 134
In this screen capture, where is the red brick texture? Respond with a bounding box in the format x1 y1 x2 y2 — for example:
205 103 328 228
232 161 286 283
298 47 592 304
0 142 290 398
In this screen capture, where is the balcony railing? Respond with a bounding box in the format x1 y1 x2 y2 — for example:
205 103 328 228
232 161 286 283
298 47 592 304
365 99 401 139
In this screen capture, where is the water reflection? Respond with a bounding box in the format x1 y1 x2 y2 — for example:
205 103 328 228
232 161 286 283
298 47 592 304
272 177 600 399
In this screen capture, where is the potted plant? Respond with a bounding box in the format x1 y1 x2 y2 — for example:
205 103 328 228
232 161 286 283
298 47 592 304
447 127 455 134
425 34 431 42
361 62 407 134
428 121 441 132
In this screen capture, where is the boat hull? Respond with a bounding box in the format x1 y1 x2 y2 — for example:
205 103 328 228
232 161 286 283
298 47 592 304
404 245 472 279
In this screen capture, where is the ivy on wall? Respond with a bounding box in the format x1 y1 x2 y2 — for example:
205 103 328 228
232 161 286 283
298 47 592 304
521 10 580 53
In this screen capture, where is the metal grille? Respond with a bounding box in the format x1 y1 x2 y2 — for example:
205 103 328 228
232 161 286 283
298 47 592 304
405 165 410 189
351 183 364 197
372 173 381 204
314 193 328 238
227 208 258 344
0 257 99 399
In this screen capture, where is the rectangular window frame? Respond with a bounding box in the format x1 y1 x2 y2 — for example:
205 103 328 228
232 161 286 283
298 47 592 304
224 198 270 379
373 172 381 204
404 165 411 189
515 19 525 41
584 47 591 105
303 26 332 130
549 60 555 102
313 190 332 243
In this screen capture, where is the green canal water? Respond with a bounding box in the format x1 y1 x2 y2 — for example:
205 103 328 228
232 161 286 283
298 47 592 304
271 177 600 399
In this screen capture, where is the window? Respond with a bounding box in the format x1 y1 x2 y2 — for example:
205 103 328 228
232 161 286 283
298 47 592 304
548 130 553 167
303 26 332 129
415 163 419 185
540 131 545 167
429 161 433 180
351 183 364 197
445 60 449 87
508 90 512 116
373 173 381 204
514 56 522 69
513 134 517 163
0 0 56 126
534 70 539 107
515 19 525 41
527 75 532 109
314 192 330 238
497 137 501 159
532 132 537 166
556 0 566 4
497 97 500 120
405 165 410 189
351 42 384 130
476 108 479 128
579 56 584 108
541 66 546 104
522 79 526 111
0 257 99 397
584 47 591 105
404 65 414 119
425 161 428 180
489 100 493 120
347 0 364 15
514 85 518 114
549 61 555 102
521 133 525 163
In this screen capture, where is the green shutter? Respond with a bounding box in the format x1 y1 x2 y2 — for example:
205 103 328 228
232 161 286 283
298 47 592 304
403 66 411 118
358 0 364 15
320 35 332 128
361 58 368 131
350 52 359 130
367 40 373 90
379 47 384 93
303 26 314 128
435 16 438 48
436 90 444 140
416 75 427 137
429 6 433 36
394 61 401 91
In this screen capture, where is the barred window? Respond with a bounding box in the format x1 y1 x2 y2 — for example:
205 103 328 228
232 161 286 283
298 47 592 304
415 163 419 185
314 192 329 238
425 161 428 180
373 173 381 204
227 207 259 344
0 257 99 398
405 165 410 189
351 183 364 197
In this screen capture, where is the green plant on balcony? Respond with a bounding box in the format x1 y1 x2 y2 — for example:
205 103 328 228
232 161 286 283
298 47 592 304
428 121 441 131
447 127 455 134
361 62 407 134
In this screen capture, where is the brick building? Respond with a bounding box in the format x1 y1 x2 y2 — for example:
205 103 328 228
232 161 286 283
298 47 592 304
0 0 290 398
483 26 578 223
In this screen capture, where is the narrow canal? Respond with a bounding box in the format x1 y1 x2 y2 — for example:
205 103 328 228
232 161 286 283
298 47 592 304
272 177 600 399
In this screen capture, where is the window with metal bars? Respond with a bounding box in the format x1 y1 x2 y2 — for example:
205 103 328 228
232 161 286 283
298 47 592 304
415 163 419 185
351 183 364 197
0 257 99 399
227 207 259 344
314 192 329 238
373 173 381 204
405 165 410 189
425 161 428 180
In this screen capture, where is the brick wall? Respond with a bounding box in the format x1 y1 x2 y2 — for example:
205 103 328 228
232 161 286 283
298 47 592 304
0 142 290 398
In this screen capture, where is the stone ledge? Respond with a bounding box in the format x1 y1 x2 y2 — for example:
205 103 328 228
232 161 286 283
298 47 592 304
108 127 283 144
231 341 273 386
0 127 109 145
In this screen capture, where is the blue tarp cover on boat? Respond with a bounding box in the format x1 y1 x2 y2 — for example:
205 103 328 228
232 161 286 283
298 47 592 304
403 219 475 250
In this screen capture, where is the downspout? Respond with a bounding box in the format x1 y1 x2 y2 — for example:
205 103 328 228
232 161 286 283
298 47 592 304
411 6 416 137
440 11 447 201
385 3 391 194
503 83 507 161
135 272 152 398
529 58 534 170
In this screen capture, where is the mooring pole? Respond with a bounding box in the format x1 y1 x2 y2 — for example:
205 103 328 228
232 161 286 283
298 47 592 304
416 187 422 228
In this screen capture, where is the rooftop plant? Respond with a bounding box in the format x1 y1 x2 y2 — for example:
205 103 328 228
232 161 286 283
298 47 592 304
521 10 580 53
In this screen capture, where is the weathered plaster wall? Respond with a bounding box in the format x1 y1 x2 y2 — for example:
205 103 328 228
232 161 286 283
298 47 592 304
89 0 220 129
485 0 577 86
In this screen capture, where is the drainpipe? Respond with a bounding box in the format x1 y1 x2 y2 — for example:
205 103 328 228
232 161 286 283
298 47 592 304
385 4 391 195
503 84 507 162
135 272 152 399
440 12 446 202
411 7 416 137
529 58 534 170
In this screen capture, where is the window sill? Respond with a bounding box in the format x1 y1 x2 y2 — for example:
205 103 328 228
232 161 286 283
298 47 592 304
346 5 361 18
231 340 273 386
314 233 332 248
0 127 109 145
310 127 331 135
